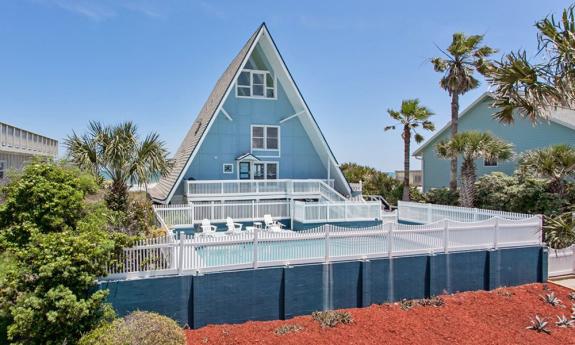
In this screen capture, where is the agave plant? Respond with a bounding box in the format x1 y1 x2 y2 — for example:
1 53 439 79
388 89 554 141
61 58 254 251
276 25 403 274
545 212 575 250
542 292 563 307
527 315 551 334
569 292 575 301
556 314 574 328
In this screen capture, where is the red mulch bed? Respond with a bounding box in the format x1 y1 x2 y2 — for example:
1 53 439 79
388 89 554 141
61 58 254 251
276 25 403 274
186 283 575 345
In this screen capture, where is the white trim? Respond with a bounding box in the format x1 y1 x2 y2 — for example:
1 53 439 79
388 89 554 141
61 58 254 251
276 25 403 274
258 26 351 197
221 108 233 121
162 26 265 204
250 124 280 152
279 110 306 124
223 163 234 174
235 69 277 100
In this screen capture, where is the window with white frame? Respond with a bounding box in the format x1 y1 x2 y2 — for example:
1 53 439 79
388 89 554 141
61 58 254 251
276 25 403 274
236 69 276 99
484 158 498 167
0 161 5 179
251 125 279 150
223 163 234 174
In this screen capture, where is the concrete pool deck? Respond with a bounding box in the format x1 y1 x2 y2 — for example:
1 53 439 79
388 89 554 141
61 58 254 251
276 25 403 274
550 276 575 290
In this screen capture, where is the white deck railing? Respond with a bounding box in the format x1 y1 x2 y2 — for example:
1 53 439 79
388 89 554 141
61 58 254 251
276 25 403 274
104 216 542 280
397 201 535 224
548 245 575 277
293 201 382 223
186 179 343 201
154 201 291 228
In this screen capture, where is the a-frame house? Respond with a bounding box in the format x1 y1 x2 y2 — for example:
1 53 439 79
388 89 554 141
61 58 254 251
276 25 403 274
150 23 354 207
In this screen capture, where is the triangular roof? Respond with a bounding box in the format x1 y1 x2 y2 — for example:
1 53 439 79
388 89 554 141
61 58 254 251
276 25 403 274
150 23 351 203
413 92 575 157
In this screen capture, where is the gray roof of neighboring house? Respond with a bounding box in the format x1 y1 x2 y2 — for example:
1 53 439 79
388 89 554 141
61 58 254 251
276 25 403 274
149 24 263 203
413 92 575 157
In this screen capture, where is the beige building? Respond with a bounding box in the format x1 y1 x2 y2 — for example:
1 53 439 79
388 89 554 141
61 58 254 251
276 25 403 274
395 170 423 187
0 121 58 179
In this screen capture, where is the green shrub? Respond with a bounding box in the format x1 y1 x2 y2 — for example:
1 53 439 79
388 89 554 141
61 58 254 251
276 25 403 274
0 160 86 247
341 163 402 206
474 172 572 216
424 188 459 206
79 311 186 345
311 310 353 328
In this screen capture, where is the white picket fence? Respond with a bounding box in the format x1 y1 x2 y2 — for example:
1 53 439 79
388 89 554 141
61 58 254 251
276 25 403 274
548 245 575 277
104 216 542 280
398 201 534 224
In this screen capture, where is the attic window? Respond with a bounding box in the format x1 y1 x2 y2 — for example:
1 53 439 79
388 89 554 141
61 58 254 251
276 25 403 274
236 69 276 99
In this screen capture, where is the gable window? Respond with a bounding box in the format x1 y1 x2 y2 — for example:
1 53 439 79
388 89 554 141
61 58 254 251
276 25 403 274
251 125 279 151
484 158 498 167
236 69 276 99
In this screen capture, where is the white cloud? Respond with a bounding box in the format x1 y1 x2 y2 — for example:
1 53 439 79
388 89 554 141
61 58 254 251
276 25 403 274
32 0 167 21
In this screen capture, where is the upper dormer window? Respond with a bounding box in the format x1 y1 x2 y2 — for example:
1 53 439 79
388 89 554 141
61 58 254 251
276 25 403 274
236 69 276 99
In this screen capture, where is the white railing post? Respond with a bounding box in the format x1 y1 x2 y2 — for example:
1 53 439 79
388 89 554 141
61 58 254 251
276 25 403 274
387 222 393 258
253 227 259 269
178 235 185 275
210 201 214 220
324 224 330 262
344 202 348 221
473 208 478 222
493 218 499 250
252 200 255 220
443 219 449 253
427 203 433 223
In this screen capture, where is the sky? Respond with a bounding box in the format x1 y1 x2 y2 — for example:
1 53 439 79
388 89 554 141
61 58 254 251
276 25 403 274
0 0 572 172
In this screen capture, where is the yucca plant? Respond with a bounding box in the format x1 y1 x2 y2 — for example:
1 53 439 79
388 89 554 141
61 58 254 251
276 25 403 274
527 315 551 334
542 292 562 307
545 212 575 250
556 314 574 328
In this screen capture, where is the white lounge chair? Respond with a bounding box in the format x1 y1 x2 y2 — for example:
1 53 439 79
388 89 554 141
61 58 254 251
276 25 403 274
200 219 217 236
264 214 284 232
226 217 243 234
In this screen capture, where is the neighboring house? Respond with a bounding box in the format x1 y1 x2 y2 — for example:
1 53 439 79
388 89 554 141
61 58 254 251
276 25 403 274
413 92 575 192
149 24 387 229
395 170 422 188
0 121 58 179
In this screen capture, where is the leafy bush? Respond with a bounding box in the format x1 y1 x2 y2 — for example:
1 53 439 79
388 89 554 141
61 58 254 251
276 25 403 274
106 193 156 237
424 188 459 206
0 162 120 345
341 163 402 205
0 160 87 247
545 212 575 249
79 311 186 345
311 310 353 328
474 172 572 216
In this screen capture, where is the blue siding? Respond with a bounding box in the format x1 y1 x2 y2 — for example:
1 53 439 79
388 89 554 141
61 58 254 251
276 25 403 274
419 98 575 191
178 67 327 194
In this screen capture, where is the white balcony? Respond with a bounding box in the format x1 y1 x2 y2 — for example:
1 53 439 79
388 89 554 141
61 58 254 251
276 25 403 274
0 122 58 157
185 179 344 202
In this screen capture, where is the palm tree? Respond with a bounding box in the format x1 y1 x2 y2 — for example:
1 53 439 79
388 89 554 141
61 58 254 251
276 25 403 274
385 99 434 201
65 121 171 211
488 5 575 124
436 131 512 207
431 33 496 192
517 144 575 196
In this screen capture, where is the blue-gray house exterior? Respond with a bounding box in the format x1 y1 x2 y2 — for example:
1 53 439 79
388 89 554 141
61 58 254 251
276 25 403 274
150 24 351 204
414 93 575 192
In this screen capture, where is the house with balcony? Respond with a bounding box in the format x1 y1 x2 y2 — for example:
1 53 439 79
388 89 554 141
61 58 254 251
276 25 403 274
0 121 58 180
150 23 386 231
